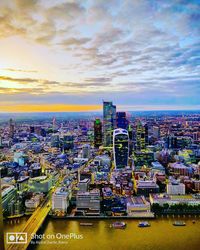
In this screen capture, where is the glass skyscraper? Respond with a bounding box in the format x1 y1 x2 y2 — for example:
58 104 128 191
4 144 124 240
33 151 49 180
136 120 146 150
94 118 102 148
116 112 129 130
103 101 116 147
113 128 129 170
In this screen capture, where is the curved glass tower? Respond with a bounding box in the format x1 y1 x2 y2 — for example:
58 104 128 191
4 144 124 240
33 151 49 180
113 128 129 170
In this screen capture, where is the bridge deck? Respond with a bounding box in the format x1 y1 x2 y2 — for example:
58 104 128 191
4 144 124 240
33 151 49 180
7 196 51 250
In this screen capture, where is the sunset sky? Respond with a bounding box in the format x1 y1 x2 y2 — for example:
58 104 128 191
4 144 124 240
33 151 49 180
0 0 200 112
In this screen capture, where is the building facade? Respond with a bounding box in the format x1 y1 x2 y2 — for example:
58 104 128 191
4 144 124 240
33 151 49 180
113 128 129 170
103 101 116 147
94 119 102 148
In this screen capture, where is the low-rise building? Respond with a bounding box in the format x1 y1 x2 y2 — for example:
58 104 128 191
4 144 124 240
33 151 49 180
167 182 185 195
52 187 69 212
127 196 150 216
76 189 100 212
168 162 193 176
25 194 43 212
150 193 200 206
193 180 200 191
135 180 159 196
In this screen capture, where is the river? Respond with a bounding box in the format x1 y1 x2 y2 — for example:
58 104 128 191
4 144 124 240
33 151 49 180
4 216 200 250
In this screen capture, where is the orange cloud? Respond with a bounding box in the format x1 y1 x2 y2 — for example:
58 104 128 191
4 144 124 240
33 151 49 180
0 104 101 113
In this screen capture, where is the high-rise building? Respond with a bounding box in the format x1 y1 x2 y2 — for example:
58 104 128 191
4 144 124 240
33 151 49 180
9 118 14 138
61 133 74 150
128 124 133 140
116 112 129 130
136 121 146 150
94 118 102 148
113 128 129 170
51 134 60 148
128 124 133 156
82 144 91 159
144 123 149 146
30 126 35 133
0 136 2 147
152 126 160 139
103 101 116 147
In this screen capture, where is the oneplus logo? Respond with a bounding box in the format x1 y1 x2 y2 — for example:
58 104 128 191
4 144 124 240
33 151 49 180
7 232 27 244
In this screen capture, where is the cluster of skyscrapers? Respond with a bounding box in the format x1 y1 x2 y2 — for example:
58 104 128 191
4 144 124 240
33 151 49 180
94 101 138 170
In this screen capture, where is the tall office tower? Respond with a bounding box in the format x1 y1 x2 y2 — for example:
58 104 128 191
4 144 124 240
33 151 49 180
94 118 102 148
51 134 60 148
113 128 129 170
166 136 177 149
9 118 14 138
62 133 74 150
128 124 133 140
30 126 35 133
128 124 133 156
103 101 116 147
0 136 2 147
136 121 146 150
116 112 129 130
152 126 160 139
144 123 149 146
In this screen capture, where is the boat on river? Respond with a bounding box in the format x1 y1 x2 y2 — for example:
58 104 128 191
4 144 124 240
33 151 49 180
138 221 151 227
111 221 126 229
80 223 93 226
173 221 186 226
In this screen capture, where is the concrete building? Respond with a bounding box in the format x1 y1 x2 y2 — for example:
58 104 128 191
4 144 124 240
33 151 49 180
76 189 100 212
167 182 185 195
126 196 151 216
1 184 17 212
168 162 193 176
52 187 69 212
150 193 200 206
82 144 91 159
28 175 52 193
17 176 29 191
151 161 165 173
193 180 200 191
135 180 159 196
13 152 28 166
25 194 43 212
78 179 90 192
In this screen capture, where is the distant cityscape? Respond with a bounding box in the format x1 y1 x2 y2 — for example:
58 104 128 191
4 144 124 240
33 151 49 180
1 102 200 249
1 102 200 222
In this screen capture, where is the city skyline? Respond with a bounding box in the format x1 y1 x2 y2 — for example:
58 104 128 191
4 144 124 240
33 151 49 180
1 98 200 250
0 0 200 112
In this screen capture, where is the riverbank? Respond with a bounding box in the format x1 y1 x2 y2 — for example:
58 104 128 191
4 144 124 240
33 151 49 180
49 214 155 219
